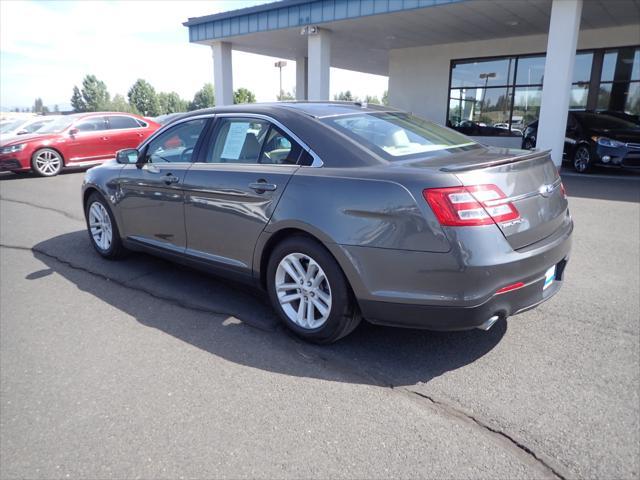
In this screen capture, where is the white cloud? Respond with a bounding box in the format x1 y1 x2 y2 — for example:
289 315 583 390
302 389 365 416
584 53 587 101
0 0 387 110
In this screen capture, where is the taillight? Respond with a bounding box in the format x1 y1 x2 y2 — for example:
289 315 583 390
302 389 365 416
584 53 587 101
495 282 525 295
423 184 519 227
560 182 567 199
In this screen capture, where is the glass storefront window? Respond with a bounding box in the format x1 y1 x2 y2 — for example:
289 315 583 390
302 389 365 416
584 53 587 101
569 85 589 109
451 58 515 88
513 87 542 128
624 82 639 114
516 56 545 85
572 53 594 83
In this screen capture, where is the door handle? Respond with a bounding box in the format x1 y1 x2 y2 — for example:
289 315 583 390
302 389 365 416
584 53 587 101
101 136 109 141
248 180 277 193
164 173 180 185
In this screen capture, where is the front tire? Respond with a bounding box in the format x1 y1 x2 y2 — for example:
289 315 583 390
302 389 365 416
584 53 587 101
84 192 126 259
31 148 63 177
572 145 592 173
267 236 361 344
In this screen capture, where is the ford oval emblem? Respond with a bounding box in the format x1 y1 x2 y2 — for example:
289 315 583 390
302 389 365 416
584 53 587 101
539 183 556 197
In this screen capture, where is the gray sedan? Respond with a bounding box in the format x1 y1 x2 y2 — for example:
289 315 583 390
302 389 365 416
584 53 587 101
82 102 572 343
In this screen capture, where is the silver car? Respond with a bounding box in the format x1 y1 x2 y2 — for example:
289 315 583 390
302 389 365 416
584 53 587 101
82 102 572 343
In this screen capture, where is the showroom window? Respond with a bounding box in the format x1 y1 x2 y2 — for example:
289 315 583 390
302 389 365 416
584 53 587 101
448 46 639 136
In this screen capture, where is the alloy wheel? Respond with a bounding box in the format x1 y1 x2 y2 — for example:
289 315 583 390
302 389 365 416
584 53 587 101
573 147 590 173
34 150 62 176
88 201 113 251
275 252 332 330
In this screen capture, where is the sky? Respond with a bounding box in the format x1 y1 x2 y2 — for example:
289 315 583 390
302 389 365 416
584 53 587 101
0 0 388 111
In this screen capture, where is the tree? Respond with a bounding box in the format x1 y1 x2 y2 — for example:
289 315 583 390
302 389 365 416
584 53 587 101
128 79 161 116
71 86 86 112
233 87 256 104
364 95 381 105
109 94 135 113
34 98 44 113
158 92 187 114
382 90 389 106
334 90 356 101
277 90 295 101
81 74 110 111
189 83 215 110
54 104 60 113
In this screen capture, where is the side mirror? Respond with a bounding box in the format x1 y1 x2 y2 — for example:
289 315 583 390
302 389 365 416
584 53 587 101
69 128 79 136
16 129 29 135
116 148 140 165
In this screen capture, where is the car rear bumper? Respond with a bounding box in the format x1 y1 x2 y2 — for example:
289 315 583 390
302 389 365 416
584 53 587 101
359 258 567 330
337 212 573 331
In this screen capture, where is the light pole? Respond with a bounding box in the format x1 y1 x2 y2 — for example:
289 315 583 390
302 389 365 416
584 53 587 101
274 60 287 100
478 72 496 122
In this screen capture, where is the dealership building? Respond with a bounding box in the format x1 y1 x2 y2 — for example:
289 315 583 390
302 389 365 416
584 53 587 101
184 0 640 166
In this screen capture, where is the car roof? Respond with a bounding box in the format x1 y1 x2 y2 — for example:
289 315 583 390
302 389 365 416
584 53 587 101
180 101 397 120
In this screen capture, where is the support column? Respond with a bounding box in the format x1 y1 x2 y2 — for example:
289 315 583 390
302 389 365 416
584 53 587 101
295 57 308 101
307 29 330 101
536 0 583 167
212 42 233 106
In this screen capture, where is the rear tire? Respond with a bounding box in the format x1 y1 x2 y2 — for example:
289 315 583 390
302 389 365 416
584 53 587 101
84 192 126 259
31 148 63 177
572 145 592 173
267 236 361 344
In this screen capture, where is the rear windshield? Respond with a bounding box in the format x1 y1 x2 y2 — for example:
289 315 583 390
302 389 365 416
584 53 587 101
323 112 479 161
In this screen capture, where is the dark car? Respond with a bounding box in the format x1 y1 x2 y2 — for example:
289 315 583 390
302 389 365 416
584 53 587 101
521 111 640 173
452 120 521 137
82 102 572 343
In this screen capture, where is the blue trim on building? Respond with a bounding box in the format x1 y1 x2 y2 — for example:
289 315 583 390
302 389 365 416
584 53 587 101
185 0 465 43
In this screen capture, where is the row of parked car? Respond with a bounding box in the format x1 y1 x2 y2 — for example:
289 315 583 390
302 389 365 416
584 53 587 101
1 108 639 177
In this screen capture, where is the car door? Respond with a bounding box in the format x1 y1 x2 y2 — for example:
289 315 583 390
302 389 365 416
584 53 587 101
105 115 147 153
65 116 110 163
116 117 209 253
182 116 302 273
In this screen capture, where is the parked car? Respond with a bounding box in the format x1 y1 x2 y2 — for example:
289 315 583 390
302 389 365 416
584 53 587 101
0 116 56 140
0 113 160 176
453 120 521 137
521 111 640 172
82 102 572 343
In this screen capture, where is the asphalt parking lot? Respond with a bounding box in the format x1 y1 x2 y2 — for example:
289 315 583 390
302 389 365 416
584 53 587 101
1 168 638 479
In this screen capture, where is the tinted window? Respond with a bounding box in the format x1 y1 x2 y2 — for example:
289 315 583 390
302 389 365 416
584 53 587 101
145 118 207 163
206 119 270 164
108 116 141 130
75 117 106 132
325 112 479 161
259 126 302 164
574 112 638 130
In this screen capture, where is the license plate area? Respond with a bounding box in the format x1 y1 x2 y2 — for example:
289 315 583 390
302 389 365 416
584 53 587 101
543 265 556 290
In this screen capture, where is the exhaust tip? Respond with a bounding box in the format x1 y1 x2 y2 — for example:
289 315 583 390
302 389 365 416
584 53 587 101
477 315 500 331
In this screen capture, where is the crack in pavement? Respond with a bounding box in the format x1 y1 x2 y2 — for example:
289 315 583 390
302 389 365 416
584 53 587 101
0 197 569 477
0 196 84 222
0 243 277 333
405 389 568 480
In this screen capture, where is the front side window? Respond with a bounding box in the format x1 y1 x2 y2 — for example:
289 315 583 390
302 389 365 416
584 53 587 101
108 116 141 130
145 118 207 163
324 112 478 161
75 117 107 132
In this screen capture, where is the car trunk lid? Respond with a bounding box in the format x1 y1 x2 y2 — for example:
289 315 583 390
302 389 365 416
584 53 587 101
447 149 567 250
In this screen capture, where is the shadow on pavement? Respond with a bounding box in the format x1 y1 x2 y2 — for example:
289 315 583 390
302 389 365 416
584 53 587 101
560 170 640 203
31 230 506 387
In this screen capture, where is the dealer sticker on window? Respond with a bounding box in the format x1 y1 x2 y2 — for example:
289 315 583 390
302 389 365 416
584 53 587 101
543 265 556 291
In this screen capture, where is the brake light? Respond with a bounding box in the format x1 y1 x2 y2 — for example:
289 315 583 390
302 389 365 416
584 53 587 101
423 184 520 227
560 182 567 199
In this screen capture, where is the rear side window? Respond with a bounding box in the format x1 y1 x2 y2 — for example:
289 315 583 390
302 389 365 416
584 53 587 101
75 117 107 132
108 116 141 130
323 112 479 161
259 126 302 164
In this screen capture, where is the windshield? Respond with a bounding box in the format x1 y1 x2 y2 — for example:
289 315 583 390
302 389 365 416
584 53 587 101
37 116 75 134
323 112 479 160
575 112 639 130
0 120 24 134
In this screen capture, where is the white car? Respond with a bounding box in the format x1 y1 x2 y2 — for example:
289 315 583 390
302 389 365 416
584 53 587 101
0 116 55 140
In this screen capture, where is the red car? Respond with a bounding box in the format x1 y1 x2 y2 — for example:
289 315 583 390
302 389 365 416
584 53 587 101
0 112 160 177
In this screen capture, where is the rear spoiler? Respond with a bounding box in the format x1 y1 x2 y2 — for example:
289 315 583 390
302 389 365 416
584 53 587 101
440 149 551 173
